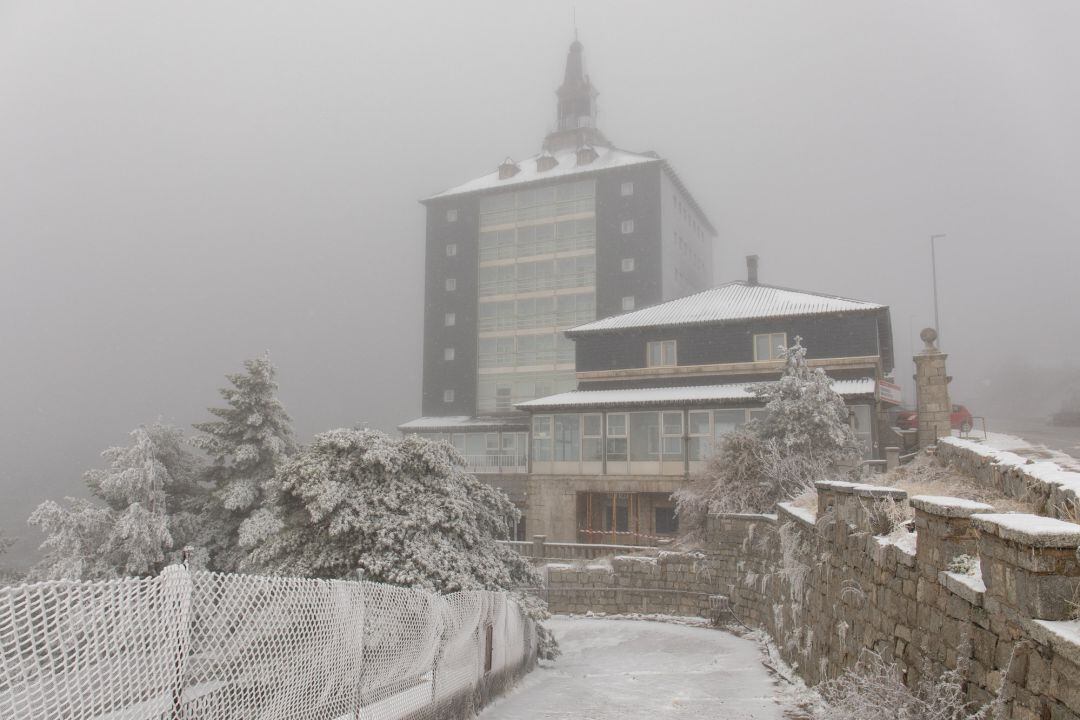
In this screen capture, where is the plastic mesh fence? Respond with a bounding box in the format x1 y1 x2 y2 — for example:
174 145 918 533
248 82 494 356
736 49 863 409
0 565 537 720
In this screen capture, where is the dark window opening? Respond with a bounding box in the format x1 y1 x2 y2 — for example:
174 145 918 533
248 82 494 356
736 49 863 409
655 507 679 534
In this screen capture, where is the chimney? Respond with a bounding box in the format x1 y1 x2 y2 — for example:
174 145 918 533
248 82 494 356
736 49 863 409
746 255 759 285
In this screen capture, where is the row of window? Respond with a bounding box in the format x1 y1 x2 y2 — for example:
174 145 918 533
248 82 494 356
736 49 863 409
411 431 529 462
531 410 758 463
479 333 575 369
478 292 595 332
479 182 596 228
478 255 596 296
479 219 595 262
477 372 577 413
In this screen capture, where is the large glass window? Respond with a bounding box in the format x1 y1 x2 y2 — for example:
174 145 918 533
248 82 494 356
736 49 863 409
532 416 552 461
662 411 684 460
606 413 627 461
713 409 747 437
582 414 603 461
477 183 596 410
629 412 660 461
688 410 711 461
553 414 581 461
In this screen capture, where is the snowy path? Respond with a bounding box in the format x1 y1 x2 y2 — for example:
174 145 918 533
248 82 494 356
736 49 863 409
479 617 792 719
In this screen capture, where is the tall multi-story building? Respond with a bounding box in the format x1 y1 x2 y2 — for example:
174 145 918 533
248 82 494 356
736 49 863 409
400 39 718 500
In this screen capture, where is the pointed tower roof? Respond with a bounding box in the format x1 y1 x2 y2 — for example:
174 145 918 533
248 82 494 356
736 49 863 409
544 38 609 151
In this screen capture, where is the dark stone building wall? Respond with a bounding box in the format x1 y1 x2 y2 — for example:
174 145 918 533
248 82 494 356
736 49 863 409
421 198 480 416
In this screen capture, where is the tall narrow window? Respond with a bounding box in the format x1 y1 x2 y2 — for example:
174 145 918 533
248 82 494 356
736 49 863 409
646 340 677 367
621 181 634 196
532 415 553 461
446 243 458 257
606 413 627 461
443 347 455 361
661 411 684 460
753 332 787 361
620 219 635 234
445 278 457 292
621 257 635 272
582 414 603 462
446 208 458 222
442 389 455 403
621 296 635 311
688 410 711 461
444 312 456 326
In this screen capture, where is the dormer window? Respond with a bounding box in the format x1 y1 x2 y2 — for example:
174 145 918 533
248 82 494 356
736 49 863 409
647 340 677 368
576 145 599 165
536 153 559 172
498 158 520 180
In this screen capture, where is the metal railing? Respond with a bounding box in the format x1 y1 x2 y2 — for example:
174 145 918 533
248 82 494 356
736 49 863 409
463 454 528 474
498 535 660 560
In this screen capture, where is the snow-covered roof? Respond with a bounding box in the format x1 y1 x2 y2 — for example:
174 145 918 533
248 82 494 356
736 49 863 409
397 416 529 432
567 282 885 335
424 146 660 201
516 377 876 411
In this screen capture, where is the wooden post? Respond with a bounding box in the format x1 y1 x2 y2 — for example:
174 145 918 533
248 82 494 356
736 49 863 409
886 446 900 471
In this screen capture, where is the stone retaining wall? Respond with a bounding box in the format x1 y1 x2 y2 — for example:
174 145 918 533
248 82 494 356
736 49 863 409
543 553 713 616
937 437 1080 521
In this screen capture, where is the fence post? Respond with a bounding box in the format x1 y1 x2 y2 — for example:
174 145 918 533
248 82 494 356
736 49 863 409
161 562 193 720
886 446 900 471
531 535 546 560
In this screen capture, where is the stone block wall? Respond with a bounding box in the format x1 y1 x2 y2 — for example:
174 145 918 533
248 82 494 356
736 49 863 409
543 553 714 617
937 437 1080 521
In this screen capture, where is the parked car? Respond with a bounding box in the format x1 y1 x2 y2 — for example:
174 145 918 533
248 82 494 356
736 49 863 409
895 404 974 433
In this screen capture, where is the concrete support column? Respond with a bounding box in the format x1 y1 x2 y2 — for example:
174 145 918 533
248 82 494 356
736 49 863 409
913 327 952 448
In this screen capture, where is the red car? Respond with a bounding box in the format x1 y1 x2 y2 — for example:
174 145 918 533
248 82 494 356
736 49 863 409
895 404 974 433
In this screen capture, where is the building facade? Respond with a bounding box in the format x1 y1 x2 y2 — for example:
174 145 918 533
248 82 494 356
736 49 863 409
401 39 718 520
516 257 897 544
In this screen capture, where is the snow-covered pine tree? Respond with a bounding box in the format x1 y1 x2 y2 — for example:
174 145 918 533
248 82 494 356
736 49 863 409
192 355 296 572
751 336 863 467
28 423 202 580
675 337 862 523
241 429 538 592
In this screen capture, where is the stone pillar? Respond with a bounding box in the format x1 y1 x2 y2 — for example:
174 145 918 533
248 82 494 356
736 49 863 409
913 327 952 448
911 495 994 580
972 513 1080 620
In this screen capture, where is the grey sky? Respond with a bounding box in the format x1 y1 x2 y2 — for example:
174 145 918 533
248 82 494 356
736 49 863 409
2 1 1078 564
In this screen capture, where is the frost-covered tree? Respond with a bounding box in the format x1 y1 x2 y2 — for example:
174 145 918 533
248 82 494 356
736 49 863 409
28 423 202 580
192 355 296 572
675 338 861 524
752 336 863 466
242 429 539 593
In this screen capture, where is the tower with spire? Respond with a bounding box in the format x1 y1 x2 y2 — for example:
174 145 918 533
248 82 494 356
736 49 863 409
544 38 609 151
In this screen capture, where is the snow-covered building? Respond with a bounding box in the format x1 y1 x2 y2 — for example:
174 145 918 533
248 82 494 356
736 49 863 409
401 37 718 527
515 256 896 544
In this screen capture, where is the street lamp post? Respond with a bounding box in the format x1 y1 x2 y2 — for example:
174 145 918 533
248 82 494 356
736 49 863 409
931 234 946 348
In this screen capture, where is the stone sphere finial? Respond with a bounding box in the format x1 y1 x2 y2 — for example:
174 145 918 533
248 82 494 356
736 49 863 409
920 327 938 350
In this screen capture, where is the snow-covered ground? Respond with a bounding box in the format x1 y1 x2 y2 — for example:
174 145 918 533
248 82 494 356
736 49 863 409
479 616 794 719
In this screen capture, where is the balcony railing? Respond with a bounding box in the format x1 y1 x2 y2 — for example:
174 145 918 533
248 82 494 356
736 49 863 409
463 454 528 474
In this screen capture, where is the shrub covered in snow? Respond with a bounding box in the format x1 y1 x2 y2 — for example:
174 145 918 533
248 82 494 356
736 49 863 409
242 428 539 592
814 651 1000 720
676 338 860 525
28 423 203 580
192 355 296 572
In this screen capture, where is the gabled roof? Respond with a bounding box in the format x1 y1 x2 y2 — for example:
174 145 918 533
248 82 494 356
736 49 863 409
516 377 877 411
423 145 658 201
566 282 885 335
